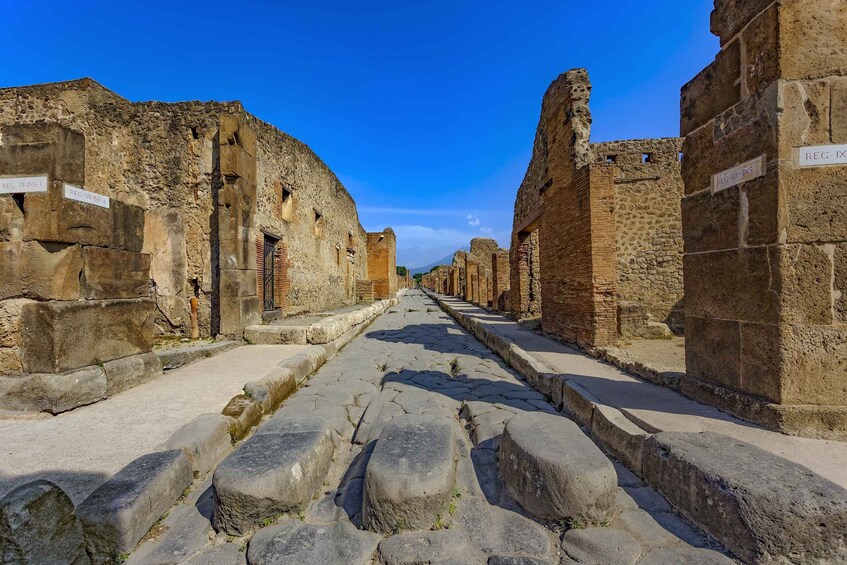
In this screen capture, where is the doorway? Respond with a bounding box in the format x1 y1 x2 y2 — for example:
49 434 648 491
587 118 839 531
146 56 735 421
262 234 277 311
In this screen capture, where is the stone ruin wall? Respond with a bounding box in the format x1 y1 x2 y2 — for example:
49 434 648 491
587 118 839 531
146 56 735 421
591 138 685 336
0 79 369 338
512 69 685 348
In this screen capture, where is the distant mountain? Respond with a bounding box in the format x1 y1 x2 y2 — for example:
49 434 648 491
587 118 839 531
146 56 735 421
409 248 468 276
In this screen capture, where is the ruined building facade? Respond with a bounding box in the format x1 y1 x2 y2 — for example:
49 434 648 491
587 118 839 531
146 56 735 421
0 79 376 342
0 79 396 411
510 70 685 348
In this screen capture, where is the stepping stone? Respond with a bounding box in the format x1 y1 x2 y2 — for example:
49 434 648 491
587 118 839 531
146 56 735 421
637 547 735 565
161 413 233 476
499 412 617 522
78 450 193 564
246 518 380 565
0 480 89 565
363 414 457 533
488 557 552 565
377 529 484 565
561 527 642 565
212 415 335 535
643 431 847 564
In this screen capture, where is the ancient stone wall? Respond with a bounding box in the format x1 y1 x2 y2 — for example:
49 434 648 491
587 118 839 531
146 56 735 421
452 251 467 298
0 79 371 338
0 122 159 412
680 0 847 437
366 229 397 300
591 138 685 336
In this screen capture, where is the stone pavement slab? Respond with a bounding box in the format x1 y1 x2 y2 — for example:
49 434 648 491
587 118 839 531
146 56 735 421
0 344 308 504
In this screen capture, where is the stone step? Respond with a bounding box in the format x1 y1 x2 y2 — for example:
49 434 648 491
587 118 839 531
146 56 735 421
362 414 457 533
643 431 847 564
212 414 335 536
499 412 617 522
155 340 239 370
76 450 193 564
244 325 307 345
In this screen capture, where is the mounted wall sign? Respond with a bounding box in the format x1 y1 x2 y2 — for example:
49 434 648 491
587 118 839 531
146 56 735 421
0 175 48 194
799 144 847 168
64 183 110 208
712 154 766 193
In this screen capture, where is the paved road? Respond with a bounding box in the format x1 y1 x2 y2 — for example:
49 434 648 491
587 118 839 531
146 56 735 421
130 290 732 564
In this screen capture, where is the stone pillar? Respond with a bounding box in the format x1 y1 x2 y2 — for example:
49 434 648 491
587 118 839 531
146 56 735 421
492 249 510 312
680 0 847 438
216 114 260 338
366 228 397 299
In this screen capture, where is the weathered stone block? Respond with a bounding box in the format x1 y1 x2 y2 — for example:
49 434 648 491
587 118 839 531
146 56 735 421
161 413 233 477
781 165 847 245
243 324 307 345
81 247 150 300
78 450 192 565
0 241 82 301
833 78 847 144
680 40 741 137
642 431 847 563
219 293 260 337
711 0 775 45
683 248 778 324
781 324 847 406
213 415 335 535
221 394 262 440
243 367 296 412
362 414 457 533
0 196 23 241
561 527 642 565
0 122 85 184
778 244 835 325
779 0 847 81
0 366 107 413
684 316 741 394
0 479 89 565
219 268 256 299
500 412 617 522
22 186 144 252
103 352 162 396
680 189 739 255
20 298 155 373
0 298 32 348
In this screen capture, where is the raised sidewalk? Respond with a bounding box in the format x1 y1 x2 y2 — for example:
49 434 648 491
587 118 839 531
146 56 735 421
426 290 847 562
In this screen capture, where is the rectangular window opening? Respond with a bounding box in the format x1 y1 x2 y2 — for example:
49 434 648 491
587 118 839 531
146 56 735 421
642 153 653 164
606 155 617 164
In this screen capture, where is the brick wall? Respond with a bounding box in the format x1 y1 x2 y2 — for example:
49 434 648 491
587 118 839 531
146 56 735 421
366 228 397 299
492 249 510 311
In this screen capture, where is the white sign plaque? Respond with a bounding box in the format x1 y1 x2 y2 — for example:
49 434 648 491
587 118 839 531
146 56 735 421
799 144 847 168
64 184 110 209
712 155 766 193
0 175 48 194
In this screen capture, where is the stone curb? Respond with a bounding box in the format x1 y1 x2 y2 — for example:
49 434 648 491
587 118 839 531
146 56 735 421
243 298 394 345
155 340 240 371
423 289 847 564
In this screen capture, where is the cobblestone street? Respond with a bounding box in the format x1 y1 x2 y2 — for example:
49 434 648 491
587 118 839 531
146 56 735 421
129 290 732 564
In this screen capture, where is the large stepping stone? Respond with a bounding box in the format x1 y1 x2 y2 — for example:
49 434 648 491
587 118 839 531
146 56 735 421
78 450 193 565
246 518 380 565
643 431 847 564
499 412 617 522
0 480 89 565
213 414 335 535
637 547 735 565
363 414 457 533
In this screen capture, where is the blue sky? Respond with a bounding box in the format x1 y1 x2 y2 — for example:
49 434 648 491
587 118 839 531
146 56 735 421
2 1 718 268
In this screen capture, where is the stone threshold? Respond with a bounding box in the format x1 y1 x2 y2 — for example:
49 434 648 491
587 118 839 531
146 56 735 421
155 340 240 371
0 292 404 563
424 290 847 564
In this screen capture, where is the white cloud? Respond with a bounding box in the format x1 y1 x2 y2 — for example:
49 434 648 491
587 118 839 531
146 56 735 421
479 226 494 235
391 224 510 268
466 214 481 227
